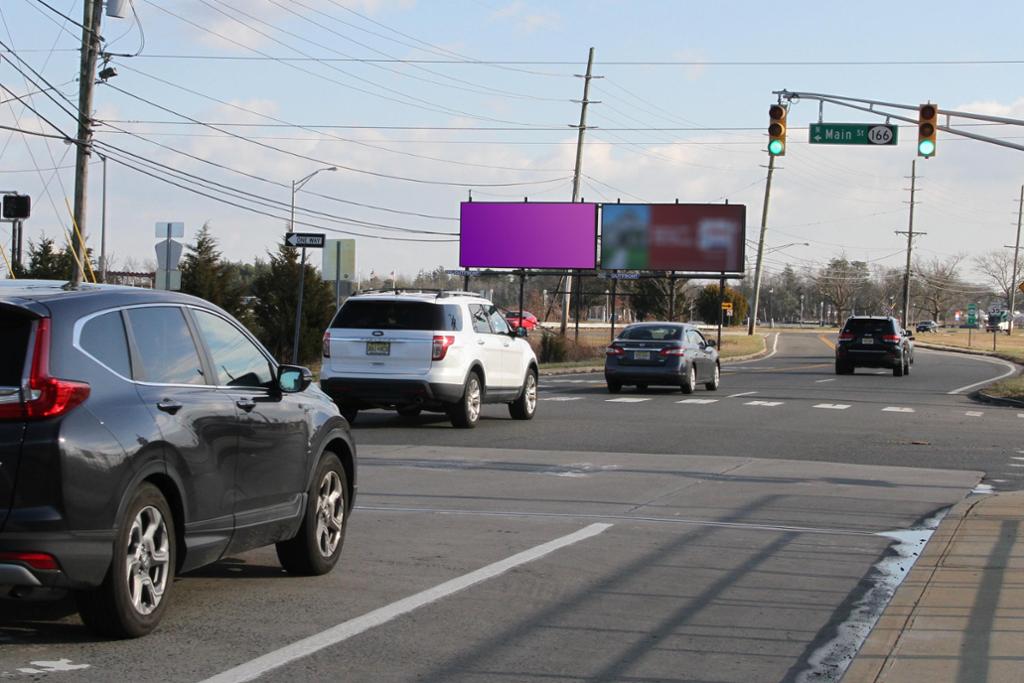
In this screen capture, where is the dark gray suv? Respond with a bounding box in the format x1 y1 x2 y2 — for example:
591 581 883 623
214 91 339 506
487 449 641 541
0 281 356 638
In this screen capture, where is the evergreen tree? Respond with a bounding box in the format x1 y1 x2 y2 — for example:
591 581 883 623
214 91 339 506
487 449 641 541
180 222 244 316
22 235 91 281
695 284 748 326
250 244 335 364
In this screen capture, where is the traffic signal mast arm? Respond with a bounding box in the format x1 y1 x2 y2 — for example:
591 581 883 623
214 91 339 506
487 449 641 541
773 90 1024 154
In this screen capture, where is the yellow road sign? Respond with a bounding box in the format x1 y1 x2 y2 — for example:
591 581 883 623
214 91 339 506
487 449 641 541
721 302 733 311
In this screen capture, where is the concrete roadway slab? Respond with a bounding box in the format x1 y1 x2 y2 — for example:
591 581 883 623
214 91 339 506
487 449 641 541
1 446 979 682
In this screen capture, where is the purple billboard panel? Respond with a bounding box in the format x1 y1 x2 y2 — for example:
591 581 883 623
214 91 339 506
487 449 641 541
460 202 598 269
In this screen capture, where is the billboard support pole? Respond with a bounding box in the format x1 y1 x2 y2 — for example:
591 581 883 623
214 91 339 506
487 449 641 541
718 275 725 350
748 154 776 335
334 240 342 309
562 46 598 336
518 270 526 331
574 269 582 342
668 271 676 321
610 274 618 342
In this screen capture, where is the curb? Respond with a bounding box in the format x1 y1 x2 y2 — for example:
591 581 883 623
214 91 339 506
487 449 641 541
972 390 1024 409
914 340 1020 365
841 493 986 683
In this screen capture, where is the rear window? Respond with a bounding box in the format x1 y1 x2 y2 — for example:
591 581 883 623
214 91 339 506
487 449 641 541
330 300 462 331
0 313 32 386
620 325 682 341
843 319 895 335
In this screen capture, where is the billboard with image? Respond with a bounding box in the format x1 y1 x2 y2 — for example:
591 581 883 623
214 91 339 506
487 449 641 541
600 203 746 273
460 202 597 269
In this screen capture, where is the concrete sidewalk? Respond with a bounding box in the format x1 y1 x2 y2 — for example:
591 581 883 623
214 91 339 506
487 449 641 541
845 492 1024 683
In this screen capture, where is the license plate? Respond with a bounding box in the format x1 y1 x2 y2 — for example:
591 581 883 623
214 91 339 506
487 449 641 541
861 336 874 344
366 341 390 356
633 351 651 360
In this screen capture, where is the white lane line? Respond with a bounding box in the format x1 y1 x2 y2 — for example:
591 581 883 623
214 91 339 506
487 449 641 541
814 403 851 410
677 398 719 404
882 407 915 413
727 331 781 364
200 523 612 683
745 400 783 407
1009 464 1024 468
1011 457 1024 462
605 397 651 403
965 411 984 417
540 396 583 402
728 391 758 398
942 354 1018 395
815 378 836 383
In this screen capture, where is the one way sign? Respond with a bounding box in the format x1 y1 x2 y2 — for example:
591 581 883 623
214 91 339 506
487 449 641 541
285 232 326 249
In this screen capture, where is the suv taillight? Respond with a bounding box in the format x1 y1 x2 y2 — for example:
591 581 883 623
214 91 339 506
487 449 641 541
322 330 331 358
432 335 455 361
838 332 855 342
882 334 901 343
0 318 90 421
605 345 624 356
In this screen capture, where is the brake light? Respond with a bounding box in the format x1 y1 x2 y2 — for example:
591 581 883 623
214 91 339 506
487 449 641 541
838 332 855 342
432 335 455 361
322 330 331 358
0 318 90 421
0 551 60 571
659 346 686 356
882 334 901 343
605 345 624 356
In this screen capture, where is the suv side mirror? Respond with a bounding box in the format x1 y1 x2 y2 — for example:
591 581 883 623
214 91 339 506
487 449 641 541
705 339 717 348
278 364 312 393
514 326 528 338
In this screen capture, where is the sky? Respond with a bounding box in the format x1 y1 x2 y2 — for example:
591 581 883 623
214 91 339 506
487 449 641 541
2 0 1024 285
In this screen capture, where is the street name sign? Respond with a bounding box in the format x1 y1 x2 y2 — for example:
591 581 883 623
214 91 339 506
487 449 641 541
285 232 326 248
809 123 898 146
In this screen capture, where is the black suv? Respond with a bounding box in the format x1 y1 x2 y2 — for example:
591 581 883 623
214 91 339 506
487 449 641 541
835 316 914 376
0 281 356 637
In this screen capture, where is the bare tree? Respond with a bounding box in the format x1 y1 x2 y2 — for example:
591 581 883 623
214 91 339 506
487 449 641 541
812 255 870 322
973 250 1023 310
913 255 973 323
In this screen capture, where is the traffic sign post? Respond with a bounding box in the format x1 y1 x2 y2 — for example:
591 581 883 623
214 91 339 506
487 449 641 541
809 123 898 146
155 222 184 291
286 232 326 364
967 303 978 347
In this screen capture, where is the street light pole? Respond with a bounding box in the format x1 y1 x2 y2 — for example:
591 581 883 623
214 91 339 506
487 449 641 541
289 166 336 365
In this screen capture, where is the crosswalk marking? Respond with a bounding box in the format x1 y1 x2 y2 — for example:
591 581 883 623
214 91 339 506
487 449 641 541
813 403 850 410
1011 457 1024 462
729 391 758 398
606 397 651 403
1019 414 1024 419
965 411 984 417
1009 464 1024 468
882 407 915 413
745 400 783 407
540 396 583 402
815 379 836 383
677 398 719 405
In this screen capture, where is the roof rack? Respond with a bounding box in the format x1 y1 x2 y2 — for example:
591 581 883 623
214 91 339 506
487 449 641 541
351 288 481 299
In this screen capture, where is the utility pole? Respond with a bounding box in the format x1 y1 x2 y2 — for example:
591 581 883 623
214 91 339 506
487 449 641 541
1007 184 1023 335
71 0 104 285
562 47 599 336
100 154 107 282
747 153 776 335
896 160 925 329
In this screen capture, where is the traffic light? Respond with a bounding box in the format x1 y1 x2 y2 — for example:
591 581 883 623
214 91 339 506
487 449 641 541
2 194 30 219
918 103 938 157
768 104 787 156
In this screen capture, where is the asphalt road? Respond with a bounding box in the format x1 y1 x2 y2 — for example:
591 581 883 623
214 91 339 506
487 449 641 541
0 332 1017 682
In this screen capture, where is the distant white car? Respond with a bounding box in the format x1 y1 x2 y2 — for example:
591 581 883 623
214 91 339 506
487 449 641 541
319 290 538 428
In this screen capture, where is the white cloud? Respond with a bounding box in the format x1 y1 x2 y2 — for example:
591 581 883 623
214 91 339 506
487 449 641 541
489 1 561 33
954 97 1024 118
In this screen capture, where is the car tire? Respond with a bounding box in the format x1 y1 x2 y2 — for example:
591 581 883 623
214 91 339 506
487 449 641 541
680 364 696 394
509 369 538 420
276 451 349 576
75 483 176 639
448 372 482 428
340 407 358 425
835 361 851 375
705 363 720 391
893 358 905 377
606 380 622 394
904 355 911 376
396 407 421 418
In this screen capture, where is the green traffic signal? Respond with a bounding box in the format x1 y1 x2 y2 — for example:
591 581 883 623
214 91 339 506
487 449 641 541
918 139 935 156
768 139 785 155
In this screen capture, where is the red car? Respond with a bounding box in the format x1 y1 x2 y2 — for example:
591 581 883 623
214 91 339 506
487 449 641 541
505 310 539 330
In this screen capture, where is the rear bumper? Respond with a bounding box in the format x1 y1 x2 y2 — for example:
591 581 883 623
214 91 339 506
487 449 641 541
320 377 464 408
0 530 114 589
836 346 900 368
605 360 686 385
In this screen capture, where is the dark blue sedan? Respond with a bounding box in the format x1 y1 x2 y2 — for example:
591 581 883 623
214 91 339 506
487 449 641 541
604 323 720 394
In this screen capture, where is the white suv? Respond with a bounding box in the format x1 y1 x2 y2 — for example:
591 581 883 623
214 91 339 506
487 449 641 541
319 291 538 428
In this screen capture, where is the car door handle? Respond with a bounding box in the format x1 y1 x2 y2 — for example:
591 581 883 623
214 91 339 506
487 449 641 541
156 399 182 414
477 339 486 345
236 398 256 412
